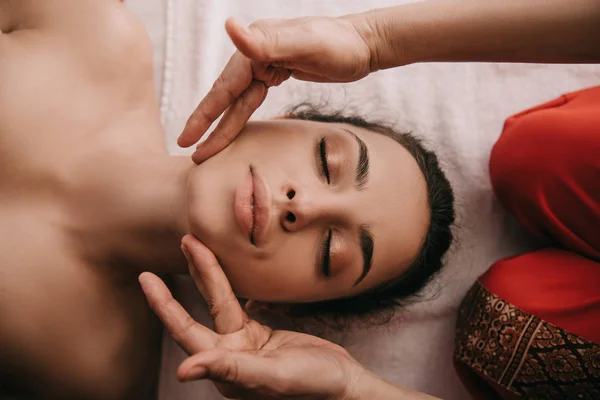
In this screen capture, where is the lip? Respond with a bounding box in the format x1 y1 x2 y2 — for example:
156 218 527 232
233 167 271 246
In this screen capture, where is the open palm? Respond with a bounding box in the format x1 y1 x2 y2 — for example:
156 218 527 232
139 235 363 400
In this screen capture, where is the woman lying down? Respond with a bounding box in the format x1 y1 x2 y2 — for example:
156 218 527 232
0 1 454 398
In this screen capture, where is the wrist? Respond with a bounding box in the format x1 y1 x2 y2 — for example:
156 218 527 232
340 368 441 400
342 11 395 73
339 369 392 400
343 6 420 72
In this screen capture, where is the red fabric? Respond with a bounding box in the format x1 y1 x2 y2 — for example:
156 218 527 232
457 86 600 399
480 249 600 343
490 86 600 260
485 86 600 342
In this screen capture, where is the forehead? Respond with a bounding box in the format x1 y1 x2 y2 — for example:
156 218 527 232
337 123 430 292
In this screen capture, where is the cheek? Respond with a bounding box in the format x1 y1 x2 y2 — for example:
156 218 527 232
218 239 321 303
185 149 248 249
233 130 311 168
186 167 227 240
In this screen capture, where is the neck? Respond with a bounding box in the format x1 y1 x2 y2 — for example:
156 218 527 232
81 153 194 276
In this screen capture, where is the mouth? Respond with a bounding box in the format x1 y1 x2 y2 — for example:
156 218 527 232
233 167 270 246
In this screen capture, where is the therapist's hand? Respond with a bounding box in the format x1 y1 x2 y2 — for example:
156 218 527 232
139 234 367 400
179 16 374 163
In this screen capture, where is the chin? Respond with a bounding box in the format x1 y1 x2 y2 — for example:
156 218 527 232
186 165 242 264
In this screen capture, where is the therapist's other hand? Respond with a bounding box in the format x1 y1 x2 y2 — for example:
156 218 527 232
180 16 373 163
139 234 366 400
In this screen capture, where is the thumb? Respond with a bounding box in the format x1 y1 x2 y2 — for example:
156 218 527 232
226 17 324 64
178 348 279 389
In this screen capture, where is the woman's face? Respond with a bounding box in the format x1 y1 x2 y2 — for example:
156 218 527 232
187 119 429 303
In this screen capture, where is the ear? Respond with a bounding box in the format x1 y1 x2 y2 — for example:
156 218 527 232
244 300 292 316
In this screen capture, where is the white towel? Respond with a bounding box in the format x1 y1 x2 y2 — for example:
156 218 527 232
126 0 600 398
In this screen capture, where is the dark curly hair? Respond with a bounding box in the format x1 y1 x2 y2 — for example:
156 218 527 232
280 103 455 327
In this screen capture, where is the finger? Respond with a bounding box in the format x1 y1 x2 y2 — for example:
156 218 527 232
139 272 218 354
191 80 268 164
181 235 247 334
178 52 253 148
178 348 275 391
226 16 324 63
291 70 334 83
253 65 292 89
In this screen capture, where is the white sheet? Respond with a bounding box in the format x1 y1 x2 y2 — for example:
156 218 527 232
127 1 600 399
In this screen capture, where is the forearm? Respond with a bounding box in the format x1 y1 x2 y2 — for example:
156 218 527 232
344 370 440 400
348 0 600 70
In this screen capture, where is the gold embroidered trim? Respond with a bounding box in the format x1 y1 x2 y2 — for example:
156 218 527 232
454 282 600 399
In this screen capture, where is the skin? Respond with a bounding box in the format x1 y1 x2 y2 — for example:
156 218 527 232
180 0 600 162
0 1 168 398
140 236 439 400
161 0 600 399
0 0 429 398
187 119 429 303
12 0 595 397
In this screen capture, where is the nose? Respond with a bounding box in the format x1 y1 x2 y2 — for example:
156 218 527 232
279 184 340 232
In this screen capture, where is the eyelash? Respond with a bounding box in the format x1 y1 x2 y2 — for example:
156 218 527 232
319 137 330 184
318 137 332 277
321 229 332 277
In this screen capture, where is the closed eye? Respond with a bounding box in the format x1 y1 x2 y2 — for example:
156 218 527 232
321 230 332 277
319 137 330 184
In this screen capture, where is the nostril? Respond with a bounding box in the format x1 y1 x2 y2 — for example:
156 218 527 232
287 190 295 200
286 212 296 223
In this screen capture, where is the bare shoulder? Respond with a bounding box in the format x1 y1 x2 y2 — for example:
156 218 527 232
0 203 161 399
0 0 154 109
0 0 154 104
0 0 152 69
0 0 161 172
1 0 132 31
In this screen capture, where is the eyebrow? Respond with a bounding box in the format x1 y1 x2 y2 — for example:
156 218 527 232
343 129 370 190
354 225 374 286
340 129 374 285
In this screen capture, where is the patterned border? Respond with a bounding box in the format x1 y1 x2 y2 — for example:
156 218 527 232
454 282 600 399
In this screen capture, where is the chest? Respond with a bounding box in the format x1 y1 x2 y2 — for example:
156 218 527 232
0 4 167 397
0 205 162 398
0 5 164 186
